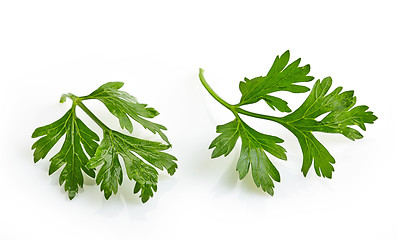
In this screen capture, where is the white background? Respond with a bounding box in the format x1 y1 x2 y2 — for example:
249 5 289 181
1 1 397 239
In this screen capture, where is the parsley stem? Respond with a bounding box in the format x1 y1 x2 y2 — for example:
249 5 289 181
235 108 282 123
75 100 110 131
63 93 110 131
199 68 283 125
199 68 234 110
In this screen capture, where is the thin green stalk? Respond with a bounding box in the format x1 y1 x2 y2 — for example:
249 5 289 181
235 108 282 123
199 68 235 110
62 93 110 131
199 68 283 125
76 101 110 131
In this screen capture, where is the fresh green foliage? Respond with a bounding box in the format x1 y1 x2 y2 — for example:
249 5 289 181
279 77 376 178
210 118 286 195
199 50 377 195
238 50 314 111
81 82 170 144
32 108 98 199
87 130 177 201
32 82 177 202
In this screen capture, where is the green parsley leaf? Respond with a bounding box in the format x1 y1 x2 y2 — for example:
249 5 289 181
199 51 377 195
32 82 177 201
87 130 177 202
209 118 286 195
238 50 314 112
82 82 170 145
280 77 378 177
32 107 99 199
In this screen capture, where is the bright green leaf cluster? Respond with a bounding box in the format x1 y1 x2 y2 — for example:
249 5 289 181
239 50 314 111
31 52 377 201
32 82 177 202
32 108 99 199
81 82 170 144
210 118 286 195
200 50 377 195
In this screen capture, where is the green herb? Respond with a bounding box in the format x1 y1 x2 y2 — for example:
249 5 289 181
32 82 177 202
199 51 377 195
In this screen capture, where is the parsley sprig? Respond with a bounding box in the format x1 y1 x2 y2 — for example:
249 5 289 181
32 82 177 202
199 50 377 195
